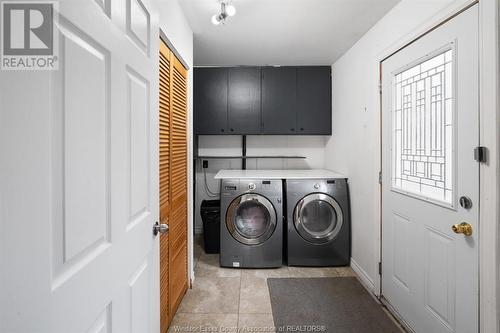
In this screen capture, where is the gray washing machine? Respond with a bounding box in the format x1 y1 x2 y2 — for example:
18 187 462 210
286 178 350 266
220 179 283 268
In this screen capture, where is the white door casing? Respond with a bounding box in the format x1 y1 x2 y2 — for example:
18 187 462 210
0 1 160 332
381 5 479 333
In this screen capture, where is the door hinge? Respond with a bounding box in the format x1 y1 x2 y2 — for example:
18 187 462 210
474 146 487 163
378 171 382 185
378 262 382 275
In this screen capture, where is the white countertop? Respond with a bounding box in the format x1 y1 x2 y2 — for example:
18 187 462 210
214 169 347 180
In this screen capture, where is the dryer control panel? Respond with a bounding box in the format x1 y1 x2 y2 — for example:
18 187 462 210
286 178 348 197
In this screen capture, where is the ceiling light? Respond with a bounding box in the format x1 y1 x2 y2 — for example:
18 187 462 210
225 4 236 17
211 1 236 25
211 14 221 25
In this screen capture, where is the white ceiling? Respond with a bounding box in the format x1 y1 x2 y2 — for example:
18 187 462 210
179 0 400 66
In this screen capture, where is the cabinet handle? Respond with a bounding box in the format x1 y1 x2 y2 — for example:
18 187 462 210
221 128 225 132
230 128 234 132
290 128 295 131
300 128 304 131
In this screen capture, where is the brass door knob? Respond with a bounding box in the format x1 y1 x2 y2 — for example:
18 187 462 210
452 222 473 236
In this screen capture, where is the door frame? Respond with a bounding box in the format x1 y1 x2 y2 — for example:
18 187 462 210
375 0 499 332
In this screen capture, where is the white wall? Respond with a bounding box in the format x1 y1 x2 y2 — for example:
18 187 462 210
324 0 457 289
153 0 195 277
155 0 193 65
195 135 328 232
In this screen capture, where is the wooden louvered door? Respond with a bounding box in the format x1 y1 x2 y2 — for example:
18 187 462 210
159 41 171 332
159 39 189 332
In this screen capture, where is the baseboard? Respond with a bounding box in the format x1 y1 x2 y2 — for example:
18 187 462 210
350 258 375 293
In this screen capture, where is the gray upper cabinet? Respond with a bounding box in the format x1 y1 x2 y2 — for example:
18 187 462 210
227 67 261 134
194 68 228 134
296 67 332 135
194 66 331 135
262 67 297 134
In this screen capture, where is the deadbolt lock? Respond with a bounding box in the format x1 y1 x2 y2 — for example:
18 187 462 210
452 222 473 236
459 196 473 209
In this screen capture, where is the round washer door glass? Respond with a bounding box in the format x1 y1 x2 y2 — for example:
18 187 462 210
226 194 277 245
294 193 343 244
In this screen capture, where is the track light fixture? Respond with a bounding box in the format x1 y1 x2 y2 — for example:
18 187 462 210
211 1 236 25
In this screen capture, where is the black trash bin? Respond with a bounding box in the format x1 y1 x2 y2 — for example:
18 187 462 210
200 200 220 254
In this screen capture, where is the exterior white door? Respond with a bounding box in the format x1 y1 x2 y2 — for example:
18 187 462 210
381 5 479 333
0 1 160 332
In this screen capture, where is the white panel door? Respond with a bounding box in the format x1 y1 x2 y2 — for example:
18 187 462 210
381 5 479 333
0 1 160 332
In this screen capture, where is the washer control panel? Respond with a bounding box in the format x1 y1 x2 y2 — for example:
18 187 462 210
221 179 282 196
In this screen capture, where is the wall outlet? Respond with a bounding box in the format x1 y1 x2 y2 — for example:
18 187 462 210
202 160 208 169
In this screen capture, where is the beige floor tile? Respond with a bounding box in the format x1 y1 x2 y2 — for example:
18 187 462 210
239 276 273 314
238 314 276 332
287 266 341 278
178 277 240 314
195 254 241 278
336 266 357 277
168 313 238 333
241 266 291 279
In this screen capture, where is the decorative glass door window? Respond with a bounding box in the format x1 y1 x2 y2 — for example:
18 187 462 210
391 48 454 205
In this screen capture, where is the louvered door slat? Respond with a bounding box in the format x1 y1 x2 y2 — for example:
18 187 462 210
168 52 188 318
159 40 171 333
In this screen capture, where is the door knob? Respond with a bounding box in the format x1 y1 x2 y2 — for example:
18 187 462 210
153 221 169 236
452 222 473 236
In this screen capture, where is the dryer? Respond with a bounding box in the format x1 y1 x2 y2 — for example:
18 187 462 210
286 178 350 266
220 179 283 268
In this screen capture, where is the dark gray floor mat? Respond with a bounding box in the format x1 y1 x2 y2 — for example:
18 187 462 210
267 277 402 333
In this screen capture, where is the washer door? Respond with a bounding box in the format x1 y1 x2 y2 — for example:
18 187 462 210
226 194 277 245
294 193 343 244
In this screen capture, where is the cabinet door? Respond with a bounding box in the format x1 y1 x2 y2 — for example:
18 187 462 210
296 67 332 135
194 68 228 134
262 67 297 134
227 67 261 134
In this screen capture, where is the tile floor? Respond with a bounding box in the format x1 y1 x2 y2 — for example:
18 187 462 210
169 236 402 332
